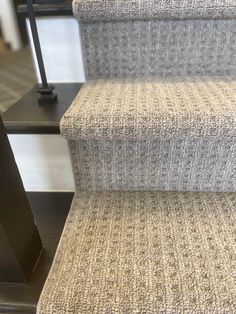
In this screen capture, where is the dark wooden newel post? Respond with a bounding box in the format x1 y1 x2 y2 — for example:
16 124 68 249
0 115 42 283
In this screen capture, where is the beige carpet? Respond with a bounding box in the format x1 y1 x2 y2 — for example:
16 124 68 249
37 1 236 313
61 76 236 193
37 191 236 313
0 44 36 113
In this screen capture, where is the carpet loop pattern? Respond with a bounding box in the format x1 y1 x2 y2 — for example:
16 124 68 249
37 0 236 312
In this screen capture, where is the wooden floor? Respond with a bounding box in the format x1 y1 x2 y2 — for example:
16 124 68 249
0 192 73 314
0 41 36 113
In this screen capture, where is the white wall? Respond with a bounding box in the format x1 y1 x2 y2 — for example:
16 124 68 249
9 134 75 192
0 0 22 50
26 16 86 83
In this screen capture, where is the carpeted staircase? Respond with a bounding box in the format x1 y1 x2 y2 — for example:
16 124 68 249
37 0 236 313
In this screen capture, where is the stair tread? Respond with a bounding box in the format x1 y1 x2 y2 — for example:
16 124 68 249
73 0 236 22
61 76 236 140
37 191 236 313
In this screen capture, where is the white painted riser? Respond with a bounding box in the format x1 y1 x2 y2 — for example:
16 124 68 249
8 134 75 192
8 16 85 192
26 16 86 83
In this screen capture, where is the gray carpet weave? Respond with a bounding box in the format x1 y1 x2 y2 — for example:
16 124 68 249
75 0 236 79
37 0 236 312
61 76 236 192
81 19 236 79
73 0 236 22
38 192 236 313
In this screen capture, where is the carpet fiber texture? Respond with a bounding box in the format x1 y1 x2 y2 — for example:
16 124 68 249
81 19 236 79
76 0 236 79
37 0 236 312
73 0 236 22
61 76 236 192
61 76 236 140
37 191 236 313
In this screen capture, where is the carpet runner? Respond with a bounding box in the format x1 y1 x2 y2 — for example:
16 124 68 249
37 0 236 312
38 192 236 313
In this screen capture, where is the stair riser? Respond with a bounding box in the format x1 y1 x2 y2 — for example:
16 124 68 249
82 19 236 79
69 137 236 192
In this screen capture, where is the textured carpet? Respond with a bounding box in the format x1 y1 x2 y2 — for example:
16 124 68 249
37 0 236 312
61 77 236 140
37 191 236 313
0 46 36 113
81 19 236 79
76 0 236 79
61 76 236 192
73 0 236 22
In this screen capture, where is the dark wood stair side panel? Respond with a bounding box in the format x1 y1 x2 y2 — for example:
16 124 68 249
0 116 42 283
0 192 74 313
2 83 83 134
0 225 28 283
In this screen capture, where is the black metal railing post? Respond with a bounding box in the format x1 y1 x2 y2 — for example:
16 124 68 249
27 0 57 104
